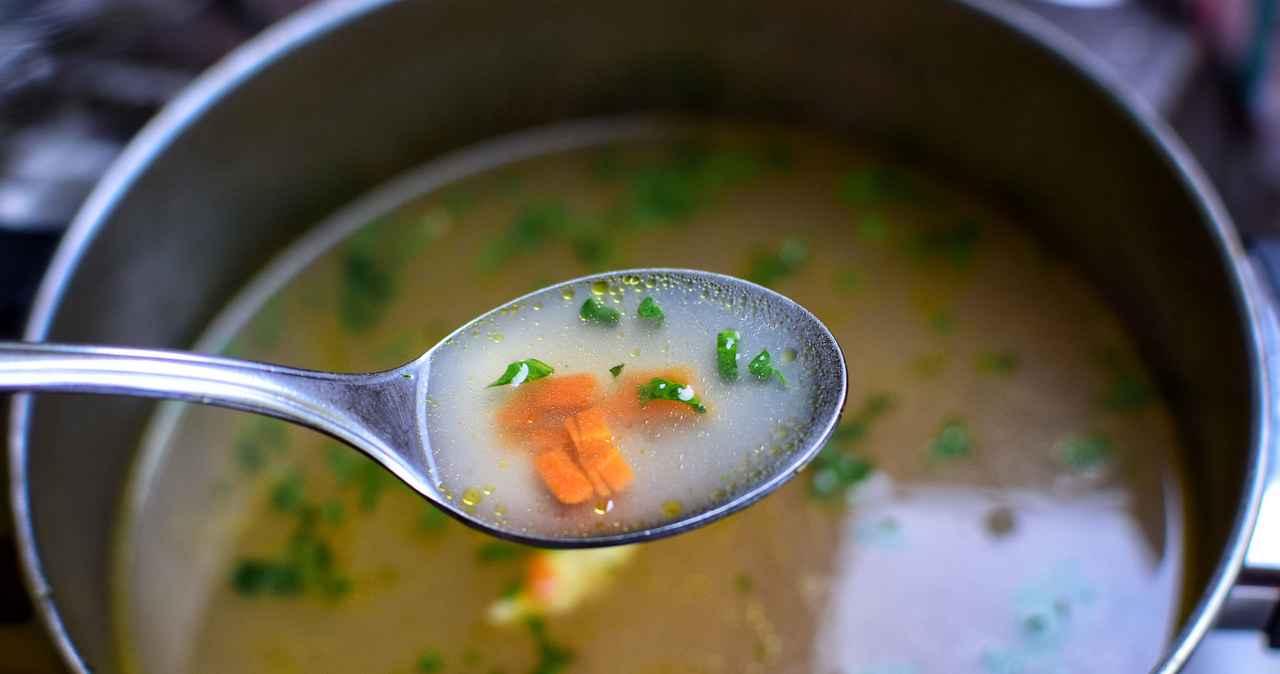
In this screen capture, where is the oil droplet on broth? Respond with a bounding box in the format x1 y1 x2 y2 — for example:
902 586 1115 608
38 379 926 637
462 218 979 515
424 272 821 539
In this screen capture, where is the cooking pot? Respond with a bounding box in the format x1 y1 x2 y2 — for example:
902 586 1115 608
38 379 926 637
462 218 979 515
9 0 1280 671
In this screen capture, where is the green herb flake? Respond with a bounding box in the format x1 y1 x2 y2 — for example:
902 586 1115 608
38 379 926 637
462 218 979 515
734 573 755 594
270 468 307 514
476 200 578 275
500 576 526 600
579 298 622 326
527 616 575 674
637 296 665 326
235 417 288 475
637 377 708 413
488 358 555 387
230 506 353 600
1092 349 1150 412
747 349 789 387
478 541 529 564
976 350 1020 375
717 330 741 380
592 146 626 180
856 212 891 242
743 236 808 288
929 311 955 334
835 264 864 292
418 505 451 534
810 393 895 488
623 167 702 227
569 233 616 269
320 500 346 525
356 464 387 512
929 421 973 464
236 442 266 475
231 559 303 597
609 363 625 378
909 219 981 269
838 167 917 207
339 226 399 334
416 651 444 673
1057 432 1114 472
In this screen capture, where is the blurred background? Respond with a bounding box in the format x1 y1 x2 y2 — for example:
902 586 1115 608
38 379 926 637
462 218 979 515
1 0 1280 670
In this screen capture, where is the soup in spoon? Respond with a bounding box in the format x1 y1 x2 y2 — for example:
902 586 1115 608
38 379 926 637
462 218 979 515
424 270 840 538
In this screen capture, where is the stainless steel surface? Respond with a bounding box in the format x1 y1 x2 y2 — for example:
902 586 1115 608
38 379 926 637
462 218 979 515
4 0 1272 671
3 268 847 550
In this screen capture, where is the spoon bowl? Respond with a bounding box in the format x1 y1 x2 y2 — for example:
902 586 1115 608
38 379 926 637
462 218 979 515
0 269 846 547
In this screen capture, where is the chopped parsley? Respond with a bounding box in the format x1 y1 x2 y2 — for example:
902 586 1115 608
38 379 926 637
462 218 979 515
807 393 891 502
418 504 451 534
477 541 529 564
747 349 788 387
717 330 741 380
908 219 981 269
230 507 351 600
743 236 808 288
1092 348 1149 412
527 616 575 674
415 651 444 673
609 363 625 378
929 420 972 464
838 167 917 206
976 350 1020 375
638 377 708 413
637 295 665 326
339 227 399 334
488 359 555 387
1057 432 1114 472
579 298 621 325
269 468 307 514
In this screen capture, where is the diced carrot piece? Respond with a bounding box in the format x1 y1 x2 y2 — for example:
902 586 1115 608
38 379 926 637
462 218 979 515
535 373 598 411
572 407 613 443
523 426 574 455
564 407 633 496
582 464 612 497
533 449 595 504
588 446 634 493
496 386 540 429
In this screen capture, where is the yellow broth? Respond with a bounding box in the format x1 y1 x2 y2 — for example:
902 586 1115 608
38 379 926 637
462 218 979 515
114 122 1185 673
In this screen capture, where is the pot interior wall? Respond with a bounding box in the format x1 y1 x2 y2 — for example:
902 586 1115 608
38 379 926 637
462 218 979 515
15 0 1255 669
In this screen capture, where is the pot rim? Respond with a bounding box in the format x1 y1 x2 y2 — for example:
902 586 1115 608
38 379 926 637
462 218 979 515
6 0 1268 672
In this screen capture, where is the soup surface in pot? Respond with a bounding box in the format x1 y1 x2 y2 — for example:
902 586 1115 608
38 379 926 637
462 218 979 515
114 121 1187 674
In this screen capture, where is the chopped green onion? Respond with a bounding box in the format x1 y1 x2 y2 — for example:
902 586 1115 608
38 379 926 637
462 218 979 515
717 330 741 380
580 298 621 325
929 420 972 464
747 349 788 387
743 236 808 288
609 363 625 378
638 377 708 413
416 651 444 673
637 296 665 326
488 358 554 387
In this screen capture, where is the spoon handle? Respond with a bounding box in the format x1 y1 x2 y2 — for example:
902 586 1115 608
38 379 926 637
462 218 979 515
0 341 428 489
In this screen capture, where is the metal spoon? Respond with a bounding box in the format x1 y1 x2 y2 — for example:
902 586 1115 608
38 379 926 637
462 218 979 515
0 269 846 548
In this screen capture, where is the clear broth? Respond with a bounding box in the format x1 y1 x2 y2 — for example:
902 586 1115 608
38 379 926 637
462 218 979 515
115 120 1186 674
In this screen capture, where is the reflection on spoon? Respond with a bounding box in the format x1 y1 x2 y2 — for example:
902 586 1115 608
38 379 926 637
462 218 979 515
0 269 846 547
